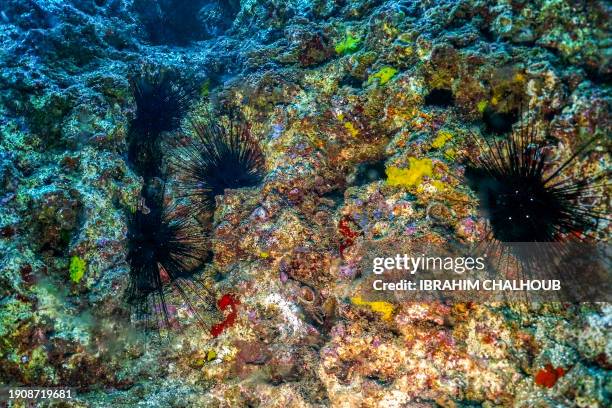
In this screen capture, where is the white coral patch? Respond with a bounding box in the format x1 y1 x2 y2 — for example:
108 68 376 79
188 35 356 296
264 293 308 339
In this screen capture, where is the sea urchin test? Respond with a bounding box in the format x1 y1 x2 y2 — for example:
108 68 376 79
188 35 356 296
372 254 486 275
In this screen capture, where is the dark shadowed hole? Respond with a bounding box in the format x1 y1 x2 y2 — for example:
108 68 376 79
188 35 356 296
352 160 387 186
584 67 612 85
321 189 344 208
133 0 240 46
482 107 518 135
424 88 455 107
339 74 363 89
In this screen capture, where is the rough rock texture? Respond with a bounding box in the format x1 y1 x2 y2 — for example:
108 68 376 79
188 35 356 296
0 0 610 407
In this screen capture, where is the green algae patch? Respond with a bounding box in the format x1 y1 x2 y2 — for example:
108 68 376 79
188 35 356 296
69 256 86 283
335 34 361 54
368 67 398 85
477 100 489 113
386 158 433 188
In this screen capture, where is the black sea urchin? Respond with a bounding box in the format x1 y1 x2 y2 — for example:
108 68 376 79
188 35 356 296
128 70 195 178
172 115 265 208
126 185 209 328
465 119 609 243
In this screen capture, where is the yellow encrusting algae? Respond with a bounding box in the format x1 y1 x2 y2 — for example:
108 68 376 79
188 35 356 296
386 157 433 188
351 296 395 321
477 100 488 113
368 67 398 85
344 121 359 137
432 130 453 149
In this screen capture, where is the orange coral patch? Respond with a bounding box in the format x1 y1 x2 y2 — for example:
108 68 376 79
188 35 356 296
535 364 565 388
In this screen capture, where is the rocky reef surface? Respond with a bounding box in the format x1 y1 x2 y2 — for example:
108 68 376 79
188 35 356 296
0 0 610 407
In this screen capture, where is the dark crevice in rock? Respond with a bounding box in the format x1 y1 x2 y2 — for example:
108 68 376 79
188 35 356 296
478 25 496 42
583 67 612 86
351 160 387 186
338 74 363 89
424 88 455 107
133 0 240 46
482 106 518 135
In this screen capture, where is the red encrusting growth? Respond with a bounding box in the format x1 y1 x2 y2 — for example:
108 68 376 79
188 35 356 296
535 364 566 388
338 216 360 257
210 294 240 337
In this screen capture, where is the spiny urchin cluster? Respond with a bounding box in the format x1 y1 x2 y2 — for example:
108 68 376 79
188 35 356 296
461 110 610 302
125 71 265 329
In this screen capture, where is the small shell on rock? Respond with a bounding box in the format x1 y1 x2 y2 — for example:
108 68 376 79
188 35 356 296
298 285 316 304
